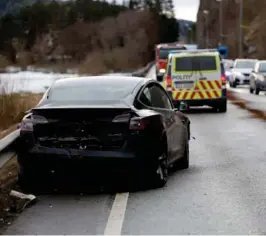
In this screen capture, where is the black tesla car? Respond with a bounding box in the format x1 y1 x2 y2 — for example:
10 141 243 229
17 76 190 190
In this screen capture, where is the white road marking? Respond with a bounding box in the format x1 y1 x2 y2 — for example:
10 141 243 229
104 192 129 235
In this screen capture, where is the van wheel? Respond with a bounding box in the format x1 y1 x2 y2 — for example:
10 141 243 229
218 100 227 113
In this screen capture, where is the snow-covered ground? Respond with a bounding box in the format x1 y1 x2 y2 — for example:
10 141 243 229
0 71 79 94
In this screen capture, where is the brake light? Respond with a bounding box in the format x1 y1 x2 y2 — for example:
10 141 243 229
221 74 227 85
20 119 33 132
129 117 147 130
112 113 131 123
112 113 147 130
166 76 172 88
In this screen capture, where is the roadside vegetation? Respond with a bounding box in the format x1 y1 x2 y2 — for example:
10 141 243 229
0 92 43 132
0 0 179 73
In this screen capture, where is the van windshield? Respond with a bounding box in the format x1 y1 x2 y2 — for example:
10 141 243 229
174 56 217 71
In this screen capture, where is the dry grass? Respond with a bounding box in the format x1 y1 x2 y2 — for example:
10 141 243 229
0 55 10 70
0 93 43 132
227 91 266 121
0 157 19 229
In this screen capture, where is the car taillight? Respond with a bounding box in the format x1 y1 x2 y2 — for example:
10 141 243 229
129 117 147 130
20 119 33 132
166 76 172 89
221 74 226 85
112 113 131 123
112 114 147 130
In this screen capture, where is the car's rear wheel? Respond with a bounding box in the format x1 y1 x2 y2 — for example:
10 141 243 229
250 87 254 93
171 138 189 171
179 140 189 170
148 153 168 188
17 171 35 193
255 86 260 95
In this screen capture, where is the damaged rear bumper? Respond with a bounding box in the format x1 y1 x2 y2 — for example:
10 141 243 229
17 145 149 179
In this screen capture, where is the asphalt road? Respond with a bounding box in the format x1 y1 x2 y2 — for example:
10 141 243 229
227 85 266 111
3 67 266 234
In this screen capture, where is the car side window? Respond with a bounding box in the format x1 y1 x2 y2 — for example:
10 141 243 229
138 87 152 107
149 85 172 109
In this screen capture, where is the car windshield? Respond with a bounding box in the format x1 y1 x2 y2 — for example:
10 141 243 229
223 60 233 70
159 47 186 59
235 60 256 69
258 63 266 72
174 56 217 71
49 82 134 101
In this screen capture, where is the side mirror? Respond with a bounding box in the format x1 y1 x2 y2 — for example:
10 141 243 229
230 66 233 69
252 70 255 73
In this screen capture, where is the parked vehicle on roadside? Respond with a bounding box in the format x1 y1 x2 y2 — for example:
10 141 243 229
17 76 190 191
229 59 258 87
249 60 266 95
155 43 187 81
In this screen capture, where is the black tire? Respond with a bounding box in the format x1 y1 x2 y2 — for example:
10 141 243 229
17 172 35 193
218 100 227 113
179 141 189 170
255 87 260 95
148 153 168 188
171 139 189 171
250 87 254 93
232 81 237 88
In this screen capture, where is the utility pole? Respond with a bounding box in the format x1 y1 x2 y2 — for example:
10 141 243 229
239 0 243 58
217 0 223 45
203 10 209 48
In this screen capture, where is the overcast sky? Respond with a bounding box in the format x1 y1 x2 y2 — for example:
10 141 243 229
174 0 199 21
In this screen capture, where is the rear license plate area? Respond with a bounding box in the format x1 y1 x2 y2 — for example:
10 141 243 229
174 81 194 89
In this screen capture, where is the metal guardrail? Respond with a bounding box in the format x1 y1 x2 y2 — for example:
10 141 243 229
0 129 20 153
0 61 155 163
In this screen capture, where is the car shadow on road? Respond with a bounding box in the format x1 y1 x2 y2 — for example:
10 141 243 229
183 107 219 114
25 173 158 195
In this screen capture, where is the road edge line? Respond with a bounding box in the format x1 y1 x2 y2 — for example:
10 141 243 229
104 192 129 235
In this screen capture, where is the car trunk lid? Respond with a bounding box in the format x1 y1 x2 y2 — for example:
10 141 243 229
31 107 134 151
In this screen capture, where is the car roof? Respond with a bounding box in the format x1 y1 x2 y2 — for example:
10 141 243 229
52 75 151 89
235 58 258 61
258 60 266 63
170 51 219 58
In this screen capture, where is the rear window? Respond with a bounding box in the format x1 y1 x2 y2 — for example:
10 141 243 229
159 47 186 59
174 56 217 71
48 83 134 101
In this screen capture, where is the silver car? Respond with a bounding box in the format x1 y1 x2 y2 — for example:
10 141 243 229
229 59 258 87
250 60 266 95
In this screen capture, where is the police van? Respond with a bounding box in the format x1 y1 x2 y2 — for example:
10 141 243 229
159 49 227 112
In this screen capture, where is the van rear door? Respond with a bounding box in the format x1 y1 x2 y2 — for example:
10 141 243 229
171 54 222 100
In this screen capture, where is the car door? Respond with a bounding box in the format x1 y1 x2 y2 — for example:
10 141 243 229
148 83 184 163
250 62 259 89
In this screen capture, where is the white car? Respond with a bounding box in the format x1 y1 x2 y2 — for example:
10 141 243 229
229 59 258 88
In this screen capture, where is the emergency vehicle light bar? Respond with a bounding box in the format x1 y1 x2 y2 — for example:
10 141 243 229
170 49 219 54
